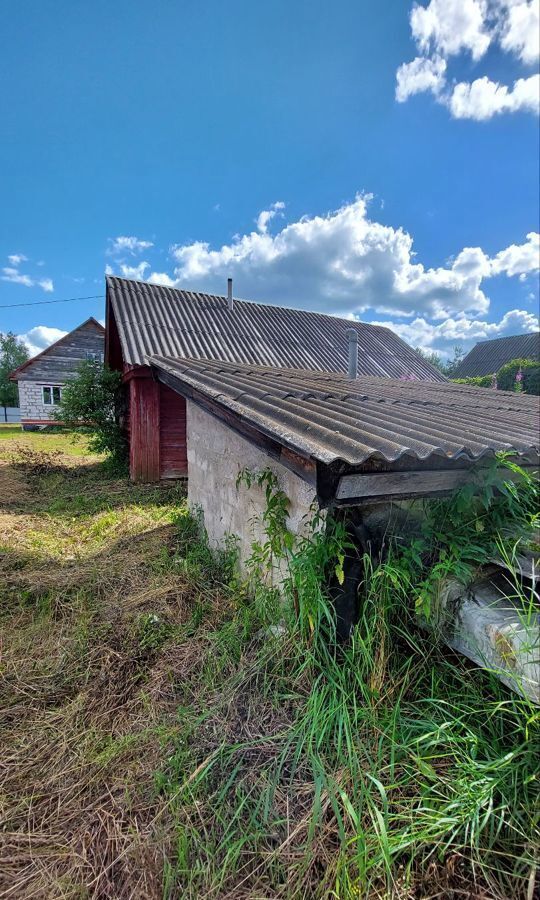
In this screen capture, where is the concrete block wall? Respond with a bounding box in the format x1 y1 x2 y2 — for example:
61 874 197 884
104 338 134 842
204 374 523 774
19 381 62 422
186 401 318 579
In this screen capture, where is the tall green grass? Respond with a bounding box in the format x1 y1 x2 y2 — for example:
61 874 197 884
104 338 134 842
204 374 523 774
158 509 539 899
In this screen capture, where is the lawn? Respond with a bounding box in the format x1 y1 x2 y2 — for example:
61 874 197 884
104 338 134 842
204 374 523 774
1 430 538 899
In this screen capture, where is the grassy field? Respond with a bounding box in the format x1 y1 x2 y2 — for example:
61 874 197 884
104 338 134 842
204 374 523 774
1 430 538 899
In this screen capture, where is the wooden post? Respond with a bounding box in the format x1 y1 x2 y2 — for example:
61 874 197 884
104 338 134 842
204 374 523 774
129 375 160 482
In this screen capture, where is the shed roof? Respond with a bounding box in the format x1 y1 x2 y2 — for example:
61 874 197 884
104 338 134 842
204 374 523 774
455 332 540 378
106 276 445 381
148 355 540 468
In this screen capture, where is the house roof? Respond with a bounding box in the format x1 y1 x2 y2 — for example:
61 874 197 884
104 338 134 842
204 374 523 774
148 355 540 468
455 332 540 378
106 276 446 381
9 317 105 380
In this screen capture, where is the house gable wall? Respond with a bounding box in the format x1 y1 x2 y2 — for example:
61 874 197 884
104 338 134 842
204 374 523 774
186 400 317 575
17 321 105 383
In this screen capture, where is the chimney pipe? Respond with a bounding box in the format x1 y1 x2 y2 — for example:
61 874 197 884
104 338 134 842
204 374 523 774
227 277 234 310
346 328 358 380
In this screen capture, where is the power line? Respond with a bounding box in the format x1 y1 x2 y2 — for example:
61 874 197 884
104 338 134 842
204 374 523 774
0 293 104 310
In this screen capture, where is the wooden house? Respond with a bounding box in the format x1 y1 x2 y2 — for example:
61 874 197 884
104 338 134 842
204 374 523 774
10 318 105 429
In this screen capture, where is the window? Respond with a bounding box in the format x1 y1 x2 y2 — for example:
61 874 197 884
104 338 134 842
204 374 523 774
86 350 103 362
42 386 62 405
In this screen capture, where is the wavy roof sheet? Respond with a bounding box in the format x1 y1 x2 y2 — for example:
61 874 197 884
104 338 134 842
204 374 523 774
148 356 540 467
106 276 446 381
455 332 540 378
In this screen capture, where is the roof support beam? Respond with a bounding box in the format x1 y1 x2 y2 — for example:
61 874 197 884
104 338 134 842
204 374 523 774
335 466 537 504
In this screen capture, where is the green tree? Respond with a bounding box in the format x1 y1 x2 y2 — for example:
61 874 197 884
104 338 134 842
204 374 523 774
56 360 128 469
0 332 29 420
414 344 464 378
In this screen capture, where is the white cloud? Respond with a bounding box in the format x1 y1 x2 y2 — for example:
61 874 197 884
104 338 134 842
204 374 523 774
108 236 154 256
256 201 286 234
449 73 540 119
17 325 67 359
490 231 539 275
397 0 540 119
410 0 492 61
2 263 54 292
396 55 447 101
143 197 538 330
8 253 28 266
2 267 34 288
371 308 539 357
119 261 150 280
500 0 540 64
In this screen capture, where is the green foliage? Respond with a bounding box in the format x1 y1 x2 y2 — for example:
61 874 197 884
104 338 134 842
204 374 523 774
0 331 29 409
452 374 493 387
415 344 464 377
497 357 540 394
393 454 538 621
56 360 128 470
236 468 295 569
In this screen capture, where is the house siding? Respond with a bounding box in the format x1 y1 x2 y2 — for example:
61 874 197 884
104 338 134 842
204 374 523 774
15 320 105 425
159 385 188 479
186 400 317 577
17 321 105 383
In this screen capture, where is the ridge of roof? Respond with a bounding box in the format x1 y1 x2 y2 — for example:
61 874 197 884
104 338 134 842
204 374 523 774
106 277 446 381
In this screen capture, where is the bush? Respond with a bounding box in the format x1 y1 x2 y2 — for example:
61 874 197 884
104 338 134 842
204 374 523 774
452 375 493 388
497 358 540 394
56 361 128 470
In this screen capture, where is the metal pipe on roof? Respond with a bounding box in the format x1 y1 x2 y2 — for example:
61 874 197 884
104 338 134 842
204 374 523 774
347 328 358 380
227 278 234 311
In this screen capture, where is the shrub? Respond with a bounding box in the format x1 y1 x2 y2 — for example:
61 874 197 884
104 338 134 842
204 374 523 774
452 375 493 388
56 361 128 470
497 358 540 394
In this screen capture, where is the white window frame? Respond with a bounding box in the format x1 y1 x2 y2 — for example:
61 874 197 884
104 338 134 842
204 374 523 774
86 350 103 362
42 385 62 406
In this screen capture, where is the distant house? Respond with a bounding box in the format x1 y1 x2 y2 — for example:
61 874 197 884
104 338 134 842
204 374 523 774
455 332 540 378
10 318 105 430
105 276 446 482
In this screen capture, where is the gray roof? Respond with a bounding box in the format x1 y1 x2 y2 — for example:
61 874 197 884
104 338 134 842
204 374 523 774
106 276 445 381
148 355 540 468
455 332 540 378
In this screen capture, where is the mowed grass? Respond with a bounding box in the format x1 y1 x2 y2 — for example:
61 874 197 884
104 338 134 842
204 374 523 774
0 423 95 455
0 430 538 899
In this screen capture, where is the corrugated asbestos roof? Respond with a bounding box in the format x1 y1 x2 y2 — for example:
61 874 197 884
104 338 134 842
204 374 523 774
106 276 446 381
455 332 540 378
148 356 540 467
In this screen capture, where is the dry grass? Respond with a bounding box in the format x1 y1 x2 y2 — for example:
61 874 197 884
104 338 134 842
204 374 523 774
0 437 224 899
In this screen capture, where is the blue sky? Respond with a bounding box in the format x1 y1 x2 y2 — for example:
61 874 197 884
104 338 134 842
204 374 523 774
1 0 538 358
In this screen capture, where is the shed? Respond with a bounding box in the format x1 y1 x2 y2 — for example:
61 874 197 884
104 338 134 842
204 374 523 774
10 318 105 429
104 276 446 482
148 355 540 701
455 332 540 378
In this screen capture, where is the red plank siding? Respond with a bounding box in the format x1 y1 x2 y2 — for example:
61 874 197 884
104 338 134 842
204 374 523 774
129 376 160 482
159 384 188 479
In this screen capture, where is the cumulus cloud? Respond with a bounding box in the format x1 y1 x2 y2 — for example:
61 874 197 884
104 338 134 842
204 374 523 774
371 308 539 357
17 325 67 358
396 55 447 101
256 201 286 234
397 0 540 120
108 236 154 256
449 73 540 118
144 197 538 328
119 261 150 280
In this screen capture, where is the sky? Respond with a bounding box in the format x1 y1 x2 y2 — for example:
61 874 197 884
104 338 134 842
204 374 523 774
0 0 538 359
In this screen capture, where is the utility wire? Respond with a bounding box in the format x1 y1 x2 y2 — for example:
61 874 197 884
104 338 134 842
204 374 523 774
0 294 104 309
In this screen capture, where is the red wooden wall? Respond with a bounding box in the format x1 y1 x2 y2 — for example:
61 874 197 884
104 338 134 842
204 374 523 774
159 385 188 479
